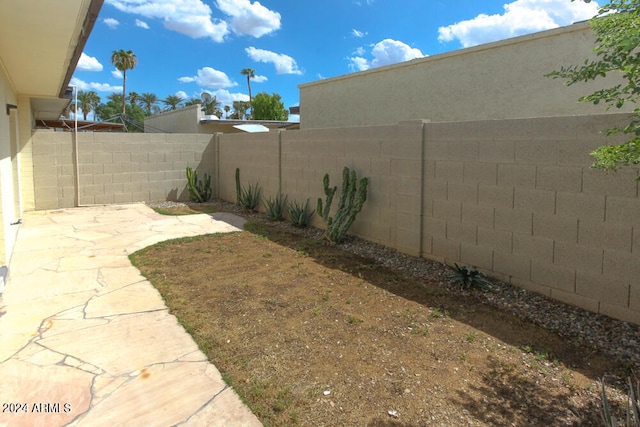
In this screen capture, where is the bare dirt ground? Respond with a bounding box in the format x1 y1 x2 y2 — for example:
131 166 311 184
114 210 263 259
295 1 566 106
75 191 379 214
130 205 632 426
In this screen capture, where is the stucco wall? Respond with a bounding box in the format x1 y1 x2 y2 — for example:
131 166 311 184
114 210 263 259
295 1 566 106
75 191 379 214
299 22 627 129
0 65 22 265
144 104 202 134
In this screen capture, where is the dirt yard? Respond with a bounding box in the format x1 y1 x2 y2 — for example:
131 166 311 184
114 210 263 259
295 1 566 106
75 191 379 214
130 207 631 426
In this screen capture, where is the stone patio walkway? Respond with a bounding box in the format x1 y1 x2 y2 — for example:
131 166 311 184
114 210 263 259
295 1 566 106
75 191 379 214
0 203 261 427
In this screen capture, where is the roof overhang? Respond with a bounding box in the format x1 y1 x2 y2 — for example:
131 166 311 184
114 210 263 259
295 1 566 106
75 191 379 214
0 0 103 120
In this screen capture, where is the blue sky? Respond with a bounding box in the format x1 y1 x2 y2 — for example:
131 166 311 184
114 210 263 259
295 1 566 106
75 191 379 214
72 0 600 122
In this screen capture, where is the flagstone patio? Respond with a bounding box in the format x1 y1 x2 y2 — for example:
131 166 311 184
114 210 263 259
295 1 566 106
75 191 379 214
0 203 261 427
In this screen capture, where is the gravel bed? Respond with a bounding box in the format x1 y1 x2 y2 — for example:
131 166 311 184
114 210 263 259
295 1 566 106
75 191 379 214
146 199 640 372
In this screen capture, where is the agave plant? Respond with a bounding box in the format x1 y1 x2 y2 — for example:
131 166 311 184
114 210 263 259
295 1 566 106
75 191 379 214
601 375 640 427
288 199 314 227
448 263 494 291
264 192 287 221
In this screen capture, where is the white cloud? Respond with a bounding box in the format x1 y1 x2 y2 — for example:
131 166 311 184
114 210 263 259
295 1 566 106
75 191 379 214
135 19 150 29
348 56 370 72
207 89 250 107
246 47 302 75
352 29 366 38
438 0 599 48
103 17 119 29
112 70 123 79
105 0 281 41
106 0 229 42
77 53 103 72
175 91 188 100
71 77 121 93
349 39 424 71
178 67 236 89
252 74 268 83
216 0 281 37
180 89 249 110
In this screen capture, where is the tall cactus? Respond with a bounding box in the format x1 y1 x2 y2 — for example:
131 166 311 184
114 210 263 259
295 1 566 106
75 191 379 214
186 167 211 203
317 166 368 244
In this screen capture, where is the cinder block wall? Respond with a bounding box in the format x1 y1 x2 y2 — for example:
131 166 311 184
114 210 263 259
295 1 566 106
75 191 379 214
421 115 639 324
215 122 425 254
28 115 640 324
32 130 215 209
217 130 281 203
277 121 424 255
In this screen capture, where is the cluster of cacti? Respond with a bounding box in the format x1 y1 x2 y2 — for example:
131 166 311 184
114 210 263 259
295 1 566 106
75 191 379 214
235 168 262 211
186 167 212 203
317 166 368 244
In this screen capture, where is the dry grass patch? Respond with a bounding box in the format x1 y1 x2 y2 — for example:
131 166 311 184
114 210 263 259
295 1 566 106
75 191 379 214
130 218 626 426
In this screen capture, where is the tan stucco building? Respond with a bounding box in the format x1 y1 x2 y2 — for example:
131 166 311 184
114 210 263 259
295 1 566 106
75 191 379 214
0 0 102 265
144 104 298 134
299 21 625 129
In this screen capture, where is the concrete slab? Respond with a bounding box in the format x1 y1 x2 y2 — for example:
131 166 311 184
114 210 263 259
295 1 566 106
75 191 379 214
0 203 261 427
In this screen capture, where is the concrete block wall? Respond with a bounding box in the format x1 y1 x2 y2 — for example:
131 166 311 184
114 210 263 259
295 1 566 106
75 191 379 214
28 114 640 324
217 130 281 204
32 130 215 209
422 114 640 324
281 122 425 253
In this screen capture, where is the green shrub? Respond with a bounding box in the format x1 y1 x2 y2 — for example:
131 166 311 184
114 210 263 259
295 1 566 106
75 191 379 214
288 199 314 227
186 167 212 203
317 166 368 244
265 192 287 221
235 168 262 211
448 264 494 291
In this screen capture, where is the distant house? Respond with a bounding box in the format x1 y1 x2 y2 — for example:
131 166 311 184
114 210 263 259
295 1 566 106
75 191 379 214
0 1 103 266
144 104 299 134
298 21 628 129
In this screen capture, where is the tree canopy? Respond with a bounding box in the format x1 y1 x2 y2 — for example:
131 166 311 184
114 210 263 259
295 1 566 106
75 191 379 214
162 94 184 111
73 90 100 121
549 0 640 176
94 93 145 132
251 92 288 121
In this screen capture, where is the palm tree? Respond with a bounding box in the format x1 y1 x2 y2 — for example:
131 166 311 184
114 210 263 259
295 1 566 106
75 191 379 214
224 105 230 119
75 90 101 120
201 95 221 115
128 91 141 107
184 98 201 107
110 49 138 115
241 68 255 115
232 100 250 120
107 93 124 105
140 92 158 115
89 94 101 121
162 94 184 111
